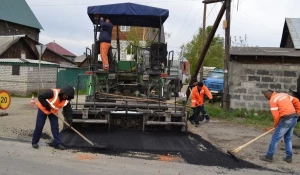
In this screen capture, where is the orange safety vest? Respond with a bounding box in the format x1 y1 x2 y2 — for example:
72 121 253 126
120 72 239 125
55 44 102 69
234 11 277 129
37 89 69 115
269 92 300 126
190 85 213 108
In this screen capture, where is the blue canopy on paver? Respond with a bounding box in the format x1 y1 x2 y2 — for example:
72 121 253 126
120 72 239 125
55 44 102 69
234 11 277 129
87 3 169 28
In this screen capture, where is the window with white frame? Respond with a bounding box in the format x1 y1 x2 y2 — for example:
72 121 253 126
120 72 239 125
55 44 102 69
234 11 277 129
120 26 130 32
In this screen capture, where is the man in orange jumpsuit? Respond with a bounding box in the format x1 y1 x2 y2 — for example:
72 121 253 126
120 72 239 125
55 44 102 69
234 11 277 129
99 17 113 71
260 89 300 163
189 82 213 127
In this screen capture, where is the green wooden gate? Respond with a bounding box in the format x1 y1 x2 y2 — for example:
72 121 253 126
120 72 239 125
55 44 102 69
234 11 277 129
56 67 87 90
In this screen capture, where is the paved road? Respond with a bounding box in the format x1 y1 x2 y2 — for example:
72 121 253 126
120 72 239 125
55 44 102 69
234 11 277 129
0 138 283 175
0 87 294 174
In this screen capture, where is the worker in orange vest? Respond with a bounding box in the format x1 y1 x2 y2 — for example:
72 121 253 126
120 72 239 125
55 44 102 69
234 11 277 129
32 85 74 150
189 82 213 127
260 89 300 163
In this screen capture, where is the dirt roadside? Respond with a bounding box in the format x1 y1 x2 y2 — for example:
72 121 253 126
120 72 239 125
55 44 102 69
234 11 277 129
0 96 300 173
189 120 300 173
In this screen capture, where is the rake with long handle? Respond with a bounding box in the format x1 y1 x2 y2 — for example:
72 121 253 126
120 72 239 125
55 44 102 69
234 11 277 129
227 128 275 161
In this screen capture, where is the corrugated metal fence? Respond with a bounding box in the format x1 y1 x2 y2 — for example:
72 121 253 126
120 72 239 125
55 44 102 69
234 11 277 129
56 67 88 90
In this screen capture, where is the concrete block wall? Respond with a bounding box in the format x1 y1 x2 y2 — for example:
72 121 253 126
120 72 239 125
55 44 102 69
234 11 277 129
27 66 57 94
0 65 28 95
0 65 57 96
229 62 300 110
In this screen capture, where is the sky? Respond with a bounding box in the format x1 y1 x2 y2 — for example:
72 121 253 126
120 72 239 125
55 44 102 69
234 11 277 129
26 0 300 57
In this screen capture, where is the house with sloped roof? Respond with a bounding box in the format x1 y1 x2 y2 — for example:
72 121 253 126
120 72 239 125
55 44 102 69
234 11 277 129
0 0 76 68
0 35 76 68
229 18 300 110
280 18 300 49
0 0 43 41
74 53 89 68
0 58 59 96
0 35 77 95
46 41 76 61
110 26 165 61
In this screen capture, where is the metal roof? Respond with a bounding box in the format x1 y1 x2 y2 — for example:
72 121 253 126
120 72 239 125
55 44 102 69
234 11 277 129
0 0 43 29
286 18 300 49
74 54 86 63
0 35 24 55
0 58 58 65
230 47 300 57
46 42 76 57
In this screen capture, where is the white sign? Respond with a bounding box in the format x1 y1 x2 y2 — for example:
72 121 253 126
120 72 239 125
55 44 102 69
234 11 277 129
35 45 47 56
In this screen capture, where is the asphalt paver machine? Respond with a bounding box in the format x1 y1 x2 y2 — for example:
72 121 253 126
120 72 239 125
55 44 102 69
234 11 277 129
69 3 188 132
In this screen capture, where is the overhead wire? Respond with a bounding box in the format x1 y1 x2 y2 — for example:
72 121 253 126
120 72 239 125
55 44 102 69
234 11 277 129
169 2 219 49
239 10 280 35
170 2 196 39
27 0 202 7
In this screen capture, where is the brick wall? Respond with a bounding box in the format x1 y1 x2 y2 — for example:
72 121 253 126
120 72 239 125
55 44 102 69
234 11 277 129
181 61 190 74
111 40 146 60
0 64 57 96
229 61 300 110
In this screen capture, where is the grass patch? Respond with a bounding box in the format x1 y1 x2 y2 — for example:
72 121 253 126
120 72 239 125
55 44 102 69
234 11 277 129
75 90 86 95
191 103 300 133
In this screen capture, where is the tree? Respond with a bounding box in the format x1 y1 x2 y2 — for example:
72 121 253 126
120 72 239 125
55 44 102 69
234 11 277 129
231 34 248 47
180 26 224 74
125 27 151 55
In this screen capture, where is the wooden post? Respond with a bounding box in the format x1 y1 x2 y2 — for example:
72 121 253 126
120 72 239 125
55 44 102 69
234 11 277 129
222 0 231 110
186 2 226 99
199 3 207 82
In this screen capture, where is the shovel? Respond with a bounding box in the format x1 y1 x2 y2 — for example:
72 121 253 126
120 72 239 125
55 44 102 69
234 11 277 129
51 111 110 149
46 100 110 149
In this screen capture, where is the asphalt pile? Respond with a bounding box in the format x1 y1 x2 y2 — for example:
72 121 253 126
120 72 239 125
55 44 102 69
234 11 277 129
60 129 267 170
0 126 51 140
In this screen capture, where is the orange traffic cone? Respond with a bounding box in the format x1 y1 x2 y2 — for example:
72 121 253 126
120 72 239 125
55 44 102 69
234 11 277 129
30 94 35 105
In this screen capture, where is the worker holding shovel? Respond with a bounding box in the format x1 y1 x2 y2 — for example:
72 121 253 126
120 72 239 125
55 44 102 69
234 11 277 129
32 85 74 150
260 89 300 163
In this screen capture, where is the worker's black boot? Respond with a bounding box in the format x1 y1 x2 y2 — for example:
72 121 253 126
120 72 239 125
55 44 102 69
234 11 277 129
32 143 39 149
283 157 292 163
259 155 273 162
55 144 66 150
188 119 195 125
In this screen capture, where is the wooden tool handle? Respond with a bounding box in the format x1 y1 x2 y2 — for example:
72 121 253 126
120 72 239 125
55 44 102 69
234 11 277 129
232 128 275 153
46 99 95 146
51 112 94 146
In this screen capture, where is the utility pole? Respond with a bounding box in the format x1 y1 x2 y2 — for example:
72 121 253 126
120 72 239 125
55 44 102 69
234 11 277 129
186 2 226 99
199 3 207 82
222 0 231 110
